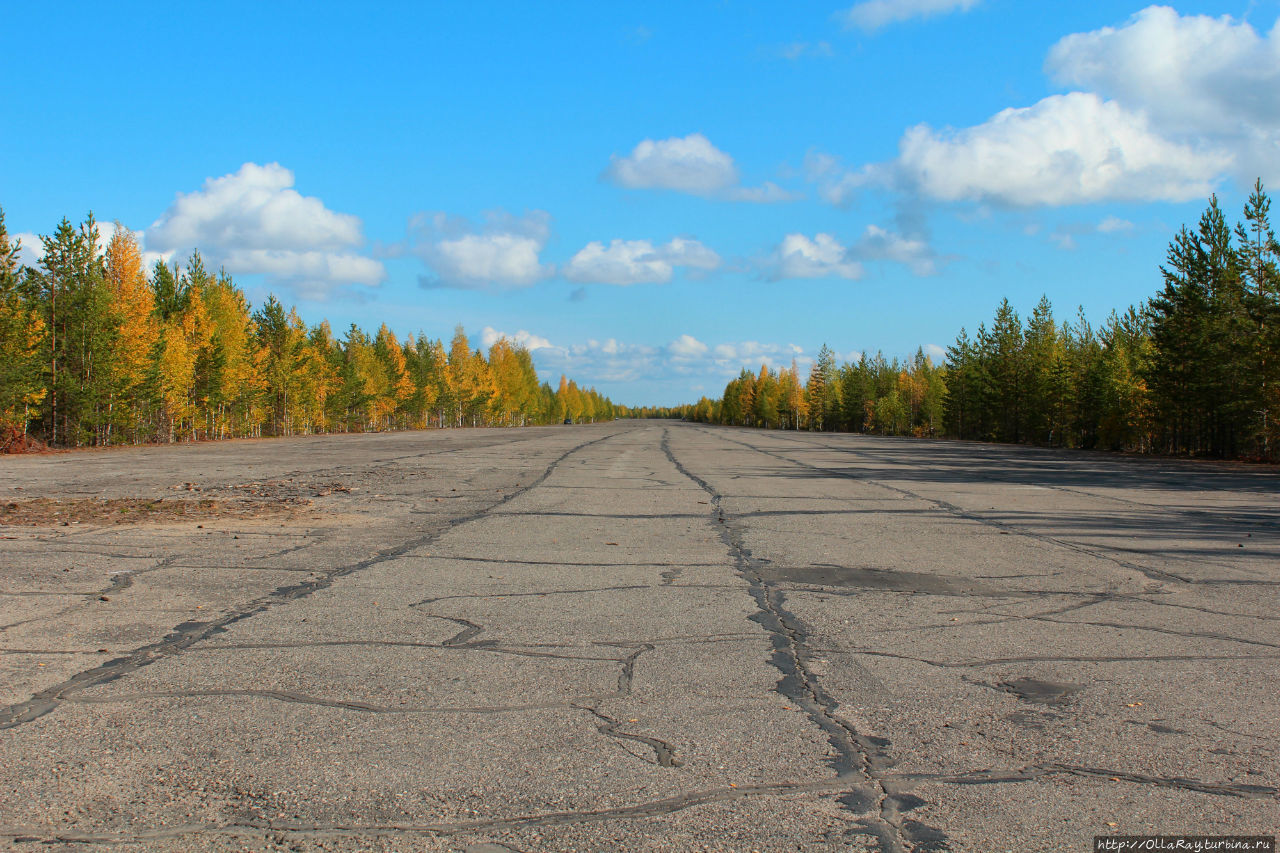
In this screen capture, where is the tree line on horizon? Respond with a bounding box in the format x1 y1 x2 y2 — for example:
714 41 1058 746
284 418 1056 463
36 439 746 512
0 211 622 446
652 183 1280 461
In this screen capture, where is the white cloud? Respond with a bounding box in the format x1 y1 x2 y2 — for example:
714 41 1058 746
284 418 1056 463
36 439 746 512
480 326 554 351
771 233 865 280
149 163 360 252
429 234 547 287
924 343 947 362
12 232 42 268
563 236 720 285
804 151 871 206
145 162 384 294
853 225 938 275
539 338 662 384
894 92 1229 205
668 334 709 359
768 226 941 280
1045 217 1138 250
222 250 385 291
842 0 982 32
709 341 808 373
510 329 819 386
839 8 1280 209
1098 215 1135 233
605 133 737 194
605 133 797 202
1046 6 1280 183
725 182 803 203
411 210 553 290
1047 6 1280 133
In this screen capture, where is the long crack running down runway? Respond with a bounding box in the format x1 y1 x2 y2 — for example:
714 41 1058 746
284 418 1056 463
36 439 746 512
1 422 1277 851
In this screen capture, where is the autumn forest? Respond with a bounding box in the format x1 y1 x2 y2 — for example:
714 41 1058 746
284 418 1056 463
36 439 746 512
3 185 1279 462
0 213 622 448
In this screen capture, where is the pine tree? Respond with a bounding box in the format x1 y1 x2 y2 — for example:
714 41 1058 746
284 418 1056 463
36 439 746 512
1235 181 1280 457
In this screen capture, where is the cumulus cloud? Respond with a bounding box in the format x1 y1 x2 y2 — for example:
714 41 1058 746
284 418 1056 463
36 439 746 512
894 92 1229 205
1047 5 1280 182
605 133 736 194
13 232 44 268
605 133 798 202
480 326 554 351
563 237 720 285
664 336 815 377
710 341 806 372
768 225 939 280
411 210 553 290
476 327 815 387
842 0 982 32
772 233 865 280
835 7 1280 208
668 334 709 359
535 337 662 384
221 248 385 287
1098 215 1135 233
854 225 938 275
148 163 360 252
804 151 872 206
1047 6 1280 133
143 163 384 296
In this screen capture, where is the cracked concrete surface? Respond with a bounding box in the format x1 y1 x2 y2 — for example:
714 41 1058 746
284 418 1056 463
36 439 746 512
1 422 1277 851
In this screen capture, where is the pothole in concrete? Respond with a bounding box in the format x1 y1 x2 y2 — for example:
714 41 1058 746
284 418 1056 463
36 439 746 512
998 677 1082 705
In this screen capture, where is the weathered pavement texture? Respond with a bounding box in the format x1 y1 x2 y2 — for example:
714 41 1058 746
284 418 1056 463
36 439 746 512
1 421 1277 852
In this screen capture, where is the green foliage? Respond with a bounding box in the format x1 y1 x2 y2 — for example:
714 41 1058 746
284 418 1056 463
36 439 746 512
690 184 1280 461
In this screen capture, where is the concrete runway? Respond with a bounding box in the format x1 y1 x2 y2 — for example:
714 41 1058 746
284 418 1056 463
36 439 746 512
1 421 1276 851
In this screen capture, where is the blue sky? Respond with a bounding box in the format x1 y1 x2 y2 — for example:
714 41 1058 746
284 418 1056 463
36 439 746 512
5 0 1279 405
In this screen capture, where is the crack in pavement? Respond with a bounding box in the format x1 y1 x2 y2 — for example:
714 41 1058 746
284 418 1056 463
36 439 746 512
764 430 1280 516
412 583 737 608
62 689 618 716
756 430 1280 586
659 428 927 853
910 763 1277 799
414 585 651 606
0 432 619 731
191 640 620 662
411 555 722 569
847 648 1280 669
571 703 683 767
682 429 1279 818
706 428 1204 586
0 776 851 845
0 554 180 635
